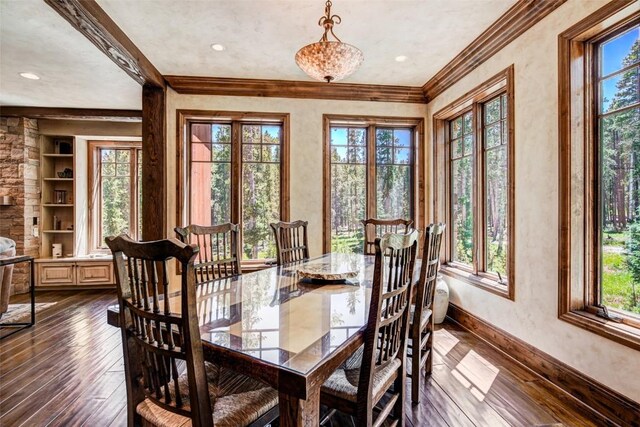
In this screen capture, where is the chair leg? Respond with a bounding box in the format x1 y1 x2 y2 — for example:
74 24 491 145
393 372 406 426
411 337 421 404
425 319 434 376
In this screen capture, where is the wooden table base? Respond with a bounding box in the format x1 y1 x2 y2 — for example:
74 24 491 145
278 388 321 427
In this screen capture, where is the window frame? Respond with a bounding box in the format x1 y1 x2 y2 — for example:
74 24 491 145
88 141 142 253
176 110 290 269
559 5 640 351
433 65 515 300
322 114 425 253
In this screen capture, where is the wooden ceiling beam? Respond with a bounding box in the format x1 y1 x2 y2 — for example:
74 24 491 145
422 0 569 102
44 0 165 88
164 75 427 104
0 106 142 121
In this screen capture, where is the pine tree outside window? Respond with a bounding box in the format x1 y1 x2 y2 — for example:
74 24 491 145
182 113 289 265
89 142 142 251
595 24 639 319
433 66 514 299
323 115 424 254
559 9 640 349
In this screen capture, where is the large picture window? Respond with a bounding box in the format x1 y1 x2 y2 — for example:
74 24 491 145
434 66 514 298
323 115 424 253
89 142 142 251
559 7 639 350
178 112 289 263
595 24 639 318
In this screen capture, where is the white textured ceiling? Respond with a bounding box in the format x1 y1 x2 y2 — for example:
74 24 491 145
0 0 516 109
0 0 141 109
97 0 516 86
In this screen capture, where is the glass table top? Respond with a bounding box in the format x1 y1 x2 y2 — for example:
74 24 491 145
194 253 374 376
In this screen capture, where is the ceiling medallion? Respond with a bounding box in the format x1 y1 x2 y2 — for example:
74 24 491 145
295 0 364 83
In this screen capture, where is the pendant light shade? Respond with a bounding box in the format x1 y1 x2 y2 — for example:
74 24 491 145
295 1 364 83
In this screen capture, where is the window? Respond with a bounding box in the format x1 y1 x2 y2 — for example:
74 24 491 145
559 6 639 350
434 66 514 299
323 115 424 253
178 111 289 264
596 25 639 319
89 142 142 251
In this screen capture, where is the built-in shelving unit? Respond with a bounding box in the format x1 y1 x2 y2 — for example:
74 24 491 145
40 135 75 259
37 134 114 289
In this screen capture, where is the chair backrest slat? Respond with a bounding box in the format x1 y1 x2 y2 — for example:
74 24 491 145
270 220 310 265
175 223 242 283
361 218 414 255
414 223 446 333
106 235 213 426
358 230 418 406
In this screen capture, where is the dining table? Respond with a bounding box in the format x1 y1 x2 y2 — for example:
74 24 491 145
107 252 421 427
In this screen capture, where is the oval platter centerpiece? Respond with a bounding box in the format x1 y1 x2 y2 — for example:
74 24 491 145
296 262 359 285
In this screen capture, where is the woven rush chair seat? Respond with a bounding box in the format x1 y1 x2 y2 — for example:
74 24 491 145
321 346 401 403
409 307 433 331
136 362 278 427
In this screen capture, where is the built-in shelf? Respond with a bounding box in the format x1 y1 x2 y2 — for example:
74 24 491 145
42 230 74 233
43 178 73 181
42 154 74 158
42 204 74 207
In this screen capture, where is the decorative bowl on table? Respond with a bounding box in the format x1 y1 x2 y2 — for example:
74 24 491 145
296 263 359 285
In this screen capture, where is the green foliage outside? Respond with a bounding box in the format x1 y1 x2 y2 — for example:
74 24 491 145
101 149 132 245
600 37 639 316
329 127 412 252
239 125 280 260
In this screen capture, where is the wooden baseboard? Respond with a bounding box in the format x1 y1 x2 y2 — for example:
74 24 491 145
447 303 640 427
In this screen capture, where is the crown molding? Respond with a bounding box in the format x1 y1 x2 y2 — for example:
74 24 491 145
0 106 142 122
165 75 427 104
422 0 568 102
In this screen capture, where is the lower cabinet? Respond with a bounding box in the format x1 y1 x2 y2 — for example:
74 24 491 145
76 262 114 285
36 259 114 288
38 263 75 286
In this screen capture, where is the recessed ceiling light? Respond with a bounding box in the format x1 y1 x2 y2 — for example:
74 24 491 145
395 55 408 63
19 72 40 80
210 44 225 51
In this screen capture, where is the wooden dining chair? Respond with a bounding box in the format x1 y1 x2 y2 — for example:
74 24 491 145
270 220 309 265
105 235 278 427
409 223 445 404
320 230 419 427
361 218 414 255
175 223 242 282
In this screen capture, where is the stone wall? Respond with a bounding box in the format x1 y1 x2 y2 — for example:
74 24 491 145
0 117 40 294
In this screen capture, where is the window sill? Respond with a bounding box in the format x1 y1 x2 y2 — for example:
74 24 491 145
559 309 640 352
440 264 513 300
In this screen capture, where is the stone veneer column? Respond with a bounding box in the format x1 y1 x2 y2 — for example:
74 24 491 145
0 117 40 294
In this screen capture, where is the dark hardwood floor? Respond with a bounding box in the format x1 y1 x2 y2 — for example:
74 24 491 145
0 290 610 426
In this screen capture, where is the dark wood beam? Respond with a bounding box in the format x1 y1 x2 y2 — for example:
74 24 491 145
44 0 164 87
165 75 427 104
141 84 166 240
0 106 141 121
422 0 568 102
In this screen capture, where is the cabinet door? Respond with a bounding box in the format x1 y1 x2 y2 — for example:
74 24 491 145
76 262 114 285
38 263 75 286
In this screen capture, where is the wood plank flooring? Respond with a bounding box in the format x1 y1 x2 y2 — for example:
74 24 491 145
0 290 611 426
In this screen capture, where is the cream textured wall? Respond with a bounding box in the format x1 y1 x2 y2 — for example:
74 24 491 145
426 0 640 402
165 89 426 256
